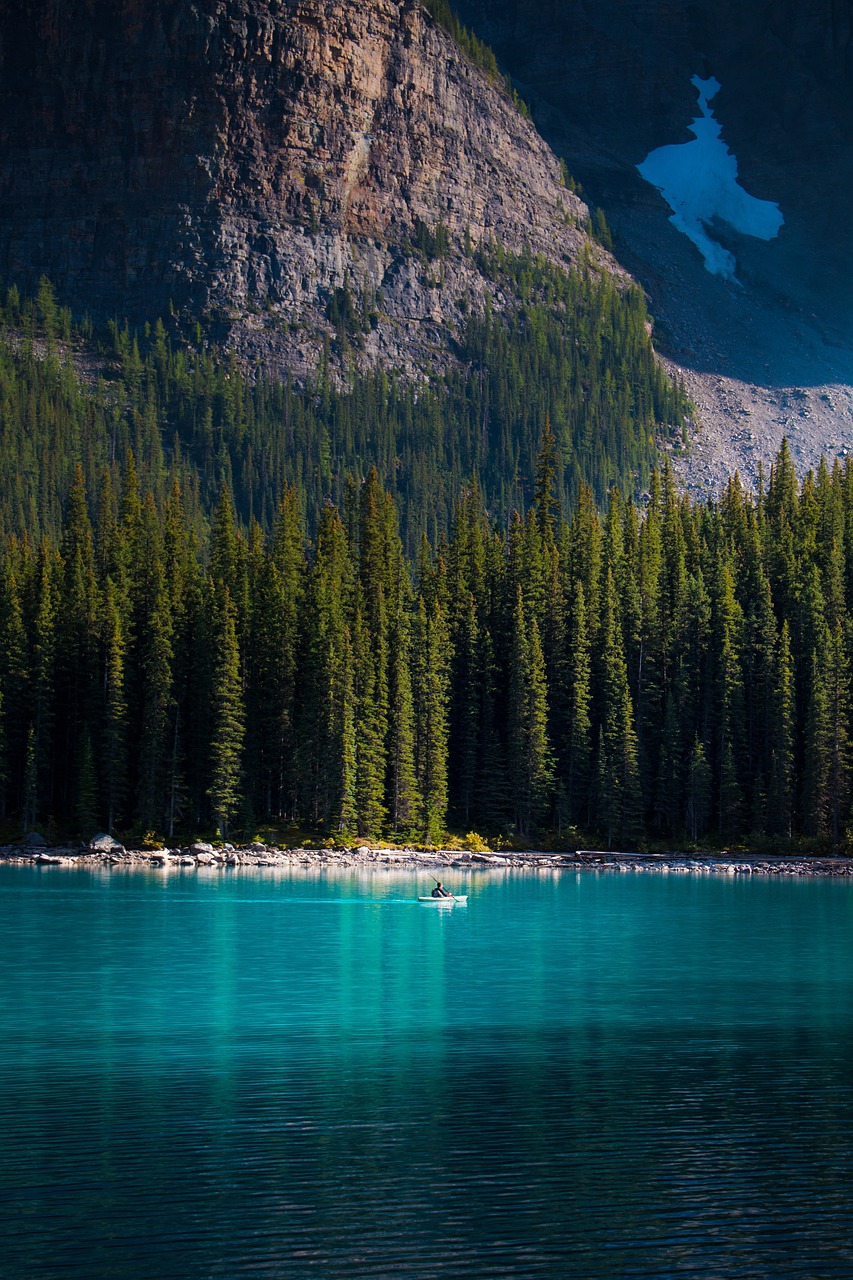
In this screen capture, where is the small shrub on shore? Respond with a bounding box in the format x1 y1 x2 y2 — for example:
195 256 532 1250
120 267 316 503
463 831 490 852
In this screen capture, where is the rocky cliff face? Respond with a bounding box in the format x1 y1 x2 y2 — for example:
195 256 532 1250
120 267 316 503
0 0 598 378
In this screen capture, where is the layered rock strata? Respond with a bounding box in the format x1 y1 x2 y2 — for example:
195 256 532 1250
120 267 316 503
0 0 599 378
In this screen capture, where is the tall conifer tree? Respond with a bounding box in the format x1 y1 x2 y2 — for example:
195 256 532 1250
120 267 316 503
208 585 245 838
413 595 450 843
508 586 554 837
767 621 795 839
102 576 127 834
596 568 641 846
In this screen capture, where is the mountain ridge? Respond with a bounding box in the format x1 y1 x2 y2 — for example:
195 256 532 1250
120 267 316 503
0 0 621 383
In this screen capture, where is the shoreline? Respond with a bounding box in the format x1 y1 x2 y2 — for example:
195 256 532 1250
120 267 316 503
2 841 853 877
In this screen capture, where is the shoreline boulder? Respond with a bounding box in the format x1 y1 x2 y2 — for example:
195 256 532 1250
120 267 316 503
89 833 125 855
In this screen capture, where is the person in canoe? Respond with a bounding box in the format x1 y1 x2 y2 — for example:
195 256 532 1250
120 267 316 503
431 881 453 897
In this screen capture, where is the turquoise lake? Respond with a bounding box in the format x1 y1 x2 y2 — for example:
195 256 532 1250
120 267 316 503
1 866 852 1278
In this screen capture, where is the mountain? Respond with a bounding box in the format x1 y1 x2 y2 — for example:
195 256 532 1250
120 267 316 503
453 0 853 492
3 0 853 853
0 0 606 381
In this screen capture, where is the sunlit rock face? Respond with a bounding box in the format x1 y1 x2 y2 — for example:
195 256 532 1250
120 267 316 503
0 0 597 379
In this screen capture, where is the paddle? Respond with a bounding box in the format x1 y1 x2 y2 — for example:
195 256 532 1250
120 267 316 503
431 875 452 898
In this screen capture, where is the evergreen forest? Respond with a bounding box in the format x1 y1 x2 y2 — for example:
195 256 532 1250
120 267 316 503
3 394 853 850
0 259 683 553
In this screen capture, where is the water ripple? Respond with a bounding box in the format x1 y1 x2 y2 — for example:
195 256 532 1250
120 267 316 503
0 868 852 1277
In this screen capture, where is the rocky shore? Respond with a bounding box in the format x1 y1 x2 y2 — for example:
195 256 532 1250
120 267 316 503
2 834 853 878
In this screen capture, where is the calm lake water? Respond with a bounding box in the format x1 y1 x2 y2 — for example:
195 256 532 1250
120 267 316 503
1 865 852 1279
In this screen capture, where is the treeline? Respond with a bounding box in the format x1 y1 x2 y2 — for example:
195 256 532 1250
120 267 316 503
0 259 685 552
421 0 531 116
4 435 853 850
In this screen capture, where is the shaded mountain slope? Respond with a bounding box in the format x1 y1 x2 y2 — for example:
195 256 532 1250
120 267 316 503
453 0 853 491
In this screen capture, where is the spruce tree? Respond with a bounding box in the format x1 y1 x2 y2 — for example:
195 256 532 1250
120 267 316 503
449 591 480 828
298 505 354 826
597 568 642 846
76 728 99 837
353 601 387 839
767 621 795 838
413 595 450 844
136 568 174 836
270 487 305 816
686 736 712 842
0 560 28 817
102 576 128 834
564 580 592 827
508 586 554 837
803 645 831 838
335 623 358 837
207 585 245 839
388 607 420 836
711 558 745 838
824 621 851 846
534 417 560 551
24 548 57 830
57 465 100 816
210 482 242 599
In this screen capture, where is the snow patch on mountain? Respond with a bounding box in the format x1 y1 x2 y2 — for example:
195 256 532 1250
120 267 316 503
638 76 783 281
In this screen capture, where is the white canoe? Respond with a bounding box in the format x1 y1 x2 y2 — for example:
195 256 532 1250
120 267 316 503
418 894 468 903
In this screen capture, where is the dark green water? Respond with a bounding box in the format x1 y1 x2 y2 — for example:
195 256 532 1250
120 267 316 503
1 866 852 1279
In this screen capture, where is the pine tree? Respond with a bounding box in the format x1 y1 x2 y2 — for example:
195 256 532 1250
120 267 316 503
161 478 196 837
353 601 387 839
567 482 602 649
136 567 174 835
654 687 682 837
803 645 830 838
22 726 38 834
207 585 245 838
765 438 799 621
476 626 510 832
508 586 554 837
0 560 28 817
534 416 560 550
335 623 358 837
413 595 450 844
767 621 795 838
711 558 745 838
242 522 279 820
634 471 664 819
449 591 480 828
596 568 642 846
270 487 305 816
210 482 242 599
56 465 100 816
76 727 99 837
564 581 592 827
742 572 778 832
388 607 420 836
101 576 127 834
298 505 355 826
686 736 712 842
95 469 122 584
824 621 851 846
24 547 57 830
